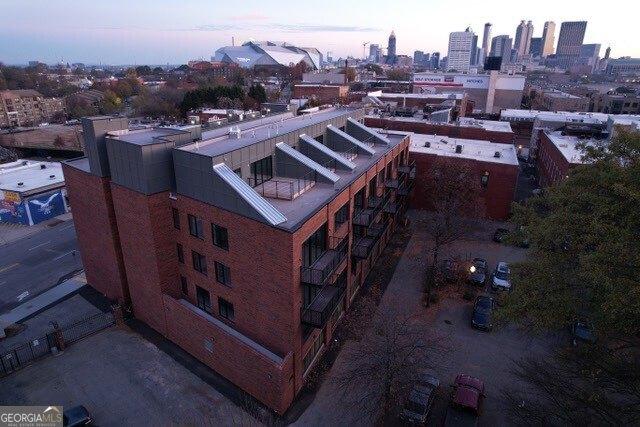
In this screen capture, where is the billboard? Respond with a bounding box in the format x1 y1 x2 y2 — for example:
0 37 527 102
26 190 67 224
413 73 489 89
0 190 28 225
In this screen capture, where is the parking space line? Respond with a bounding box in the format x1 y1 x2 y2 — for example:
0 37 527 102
53 251 75 261
0 263 19 273
28 241 51 251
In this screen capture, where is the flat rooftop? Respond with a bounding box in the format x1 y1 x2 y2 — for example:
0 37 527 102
544 90 583 99
0 159 65 194
373 92 465 100
106 127 185 145
200 111 294 141
405 132 519 166
179 108 358 158
267 132 407 230
544 131 599 164
500 109 640 124
365 115 513 133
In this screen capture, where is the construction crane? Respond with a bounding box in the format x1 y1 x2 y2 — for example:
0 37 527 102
362 42 369 60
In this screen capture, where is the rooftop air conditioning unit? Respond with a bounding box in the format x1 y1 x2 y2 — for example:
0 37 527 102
40 164 46 169
229 127 242 139
49 174 56 179
17 182 24 186
455 145 463 154
425 141 431 148
494 151 501 158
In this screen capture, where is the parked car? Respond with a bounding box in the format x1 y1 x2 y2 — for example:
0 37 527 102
444 374 485 427
471 296 494 331
491 262 512 291
400 373 440 424
468 258 488 286
571 321 596 346
63 406 92 426
438 258 459 283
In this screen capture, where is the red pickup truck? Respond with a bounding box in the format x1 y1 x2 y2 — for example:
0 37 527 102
444 374 485 427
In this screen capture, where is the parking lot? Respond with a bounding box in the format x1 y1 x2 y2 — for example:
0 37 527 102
0 327 259 426
297 212 558 426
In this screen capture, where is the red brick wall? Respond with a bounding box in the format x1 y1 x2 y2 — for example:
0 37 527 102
62 164 129 303
409 152 519 220
110 184 178 335
536 132 572 187
163 295 296 414
363 117 515 144
293 85 348 103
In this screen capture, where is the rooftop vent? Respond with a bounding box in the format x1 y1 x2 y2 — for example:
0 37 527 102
40 164 46 169
228 126 242 139
455 145 463 154
49 174 56 179
494 151 501 158
17 182 24 186
22 161 28 166
425 141 431 148
441 139 448 144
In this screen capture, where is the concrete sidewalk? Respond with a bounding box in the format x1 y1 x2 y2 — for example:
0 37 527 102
0 212 73 246
0 271 86 329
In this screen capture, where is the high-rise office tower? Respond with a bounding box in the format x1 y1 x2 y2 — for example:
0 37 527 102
447 27 476 72
482 23 492 57
541 21 556 57
431 52 441 69
530 38 543 57
387 31 397 65
414 50 425 65
604 46 611 59
514 20 533 58
556 21 587 68
490 35 513 64
369 44 381 63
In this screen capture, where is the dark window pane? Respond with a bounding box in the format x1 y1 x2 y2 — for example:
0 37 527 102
188 214 204 239
180 276 188 295
212 223 229 250
176 243 184 263
196 286 211 314
215 261 231 286
302 223 327 267
218 297 234 321
172 208 180 230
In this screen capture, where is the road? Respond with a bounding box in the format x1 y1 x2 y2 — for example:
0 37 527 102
0 220 81 313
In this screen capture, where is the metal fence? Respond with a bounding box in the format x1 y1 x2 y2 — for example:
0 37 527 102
0 310 116 378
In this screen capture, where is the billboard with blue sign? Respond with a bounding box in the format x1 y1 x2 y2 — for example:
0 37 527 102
0 189 68 225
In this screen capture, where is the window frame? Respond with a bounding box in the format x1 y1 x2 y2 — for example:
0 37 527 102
211 223 229 250
192 250 207 275
215 261 231 286
218 297 234 321
188 214 204 240
180 275 188 295
172 208 180 230
176 243 184 264
196 285 212 314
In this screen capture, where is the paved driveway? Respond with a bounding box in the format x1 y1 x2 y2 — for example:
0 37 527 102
296 213 556 426
0 327 259 426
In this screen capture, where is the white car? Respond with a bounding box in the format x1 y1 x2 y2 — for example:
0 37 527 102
491 262 511 291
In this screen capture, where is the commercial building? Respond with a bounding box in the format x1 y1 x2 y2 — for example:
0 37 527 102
387 31 397 65
605 58 640 76
63 109 412 413
578 44 601 72
447 28 477 72
363 115 515 145
541 21 556 57
292 84 349 104
490 35 513 65
0 159 69 225
590 92 640 114
530 89 590 112
514 20 534 58
555 21 588 69
407 132 519 220
0 90 65 128
412 72 525 113
212 41 321 71
482 23 492 58
369 44 381 63
537 130 597 186
367 91 470 118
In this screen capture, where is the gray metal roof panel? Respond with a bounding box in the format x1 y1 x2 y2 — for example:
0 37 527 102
212 163 287 225
275 142 340 183
327 124 376 155
299 134 356 171
347 117 391 145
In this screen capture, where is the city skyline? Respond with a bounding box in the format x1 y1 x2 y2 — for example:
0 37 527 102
1 0 638 65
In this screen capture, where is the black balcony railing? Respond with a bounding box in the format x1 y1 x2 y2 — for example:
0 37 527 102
398 160 417 180
300 236 349 286
397 178 414 197
352 220 390 259
384 202 399 215
353 189 391 227
301 283 346 328
385 178 400 189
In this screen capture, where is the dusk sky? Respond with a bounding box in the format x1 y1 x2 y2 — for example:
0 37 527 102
2 0 637 65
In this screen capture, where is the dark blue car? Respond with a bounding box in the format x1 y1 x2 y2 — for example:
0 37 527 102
471 296 494 331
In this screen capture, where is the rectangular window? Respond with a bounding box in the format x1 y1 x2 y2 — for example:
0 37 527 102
215 261 231 286
172 208 180 230
188 214 204 239
180 275 188 295
302 223 327 267
303 283 320 308
218 297 234 321
196 286 212 314
334 203 349 226
211 223 229 250
354 188 365 210
368 177 377 199
176 243 184 263
303 330 324 372
192 250 207 275
249 156 273 187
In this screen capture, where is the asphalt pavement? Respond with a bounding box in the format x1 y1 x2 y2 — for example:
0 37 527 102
0 220 81 313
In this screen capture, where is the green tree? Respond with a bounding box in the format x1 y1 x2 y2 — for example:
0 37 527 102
247 84 267 104
100 90 123 114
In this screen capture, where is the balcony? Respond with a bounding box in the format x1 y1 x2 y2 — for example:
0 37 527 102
397 179 414 197
301 283 346 328
384 201 400 215
300 236 349 286
352 190 391 227
385 178 400 189
251 176 315 201
398 161 417 179
352 220 389 259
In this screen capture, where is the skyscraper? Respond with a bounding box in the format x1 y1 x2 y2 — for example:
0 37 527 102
514 20 533 58
431 52 441 69
541 21 556 57
530 38 543 57
482 23 492 57
490 35 513 64
387 31 397 65
447 28 476 72
604 46 611 59
556 21 588 68
369 44 381 63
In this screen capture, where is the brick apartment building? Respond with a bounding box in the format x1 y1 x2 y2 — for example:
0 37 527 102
536 130 596 186
292 84 349 104
368 92 471 118
0 89 65 128
406 133 519 220
63 109 413 413
364 116 515 145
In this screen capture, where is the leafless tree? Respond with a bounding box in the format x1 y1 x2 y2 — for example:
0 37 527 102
502 345 640 426
333 302 449 423
417 157 484 305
